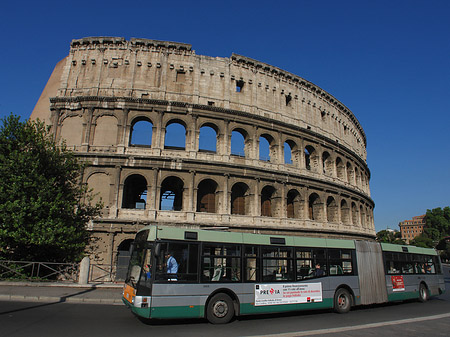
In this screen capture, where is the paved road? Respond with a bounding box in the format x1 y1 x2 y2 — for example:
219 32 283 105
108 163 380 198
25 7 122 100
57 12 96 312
1 266 449 336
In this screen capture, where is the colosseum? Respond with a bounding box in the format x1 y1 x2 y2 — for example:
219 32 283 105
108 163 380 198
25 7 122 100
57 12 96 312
31 37 375 276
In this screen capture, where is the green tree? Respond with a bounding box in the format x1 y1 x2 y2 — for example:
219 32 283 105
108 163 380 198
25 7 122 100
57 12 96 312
0 115 101 263
376 230 405 244
425 207 450 238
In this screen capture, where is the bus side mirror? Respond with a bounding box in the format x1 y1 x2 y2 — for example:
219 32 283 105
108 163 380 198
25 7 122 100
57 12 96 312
155 243 161 257
129 243 135 254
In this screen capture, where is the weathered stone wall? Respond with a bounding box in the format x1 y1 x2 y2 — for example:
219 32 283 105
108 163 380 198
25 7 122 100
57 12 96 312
31 37 374 269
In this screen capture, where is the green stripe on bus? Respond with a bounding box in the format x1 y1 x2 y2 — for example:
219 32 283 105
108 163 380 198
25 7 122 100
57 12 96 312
388 291 418 301
150 305 205 319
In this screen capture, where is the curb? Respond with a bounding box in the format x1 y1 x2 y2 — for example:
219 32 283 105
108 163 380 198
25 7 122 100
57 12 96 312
0 294 123 305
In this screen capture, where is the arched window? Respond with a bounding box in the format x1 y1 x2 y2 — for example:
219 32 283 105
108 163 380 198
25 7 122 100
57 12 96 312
351 202 359 225
336 157 345 180
327 196 338 222
130 118 153 146
308 193 322 220
122 174 147 209
164 121 186 150
231 129 246 157
305 146 316 171
261 185 276 217
259 136 270 161
287 189 301 218
322 151 333 175
341 199 350 224
284 142 293 164
199 125 217 153
231 182 250 215
197 179 218 213
116 239 134 281
160 176 184 211
347 162 355 185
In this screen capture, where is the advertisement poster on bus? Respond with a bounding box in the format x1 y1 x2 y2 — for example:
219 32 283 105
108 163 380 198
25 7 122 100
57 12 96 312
391 275 405 292
255 283 322 306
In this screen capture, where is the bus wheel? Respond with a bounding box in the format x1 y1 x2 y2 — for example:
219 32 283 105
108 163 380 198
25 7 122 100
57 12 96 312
334 288 351 314
206 293 234 324
418 283 429 303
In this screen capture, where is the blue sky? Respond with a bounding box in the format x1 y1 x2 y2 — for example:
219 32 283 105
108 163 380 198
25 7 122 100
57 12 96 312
1 0 449 232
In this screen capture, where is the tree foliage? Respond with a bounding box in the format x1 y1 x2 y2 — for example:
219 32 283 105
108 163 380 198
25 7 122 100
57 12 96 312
0 115 101 263
410 207 450 249
376 230 405 245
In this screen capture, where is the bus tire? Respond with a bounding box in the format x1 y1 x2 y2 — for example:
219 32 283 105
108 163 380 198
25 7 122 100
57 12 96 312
206 293 234 324
418 283 428 303
334 288 352 314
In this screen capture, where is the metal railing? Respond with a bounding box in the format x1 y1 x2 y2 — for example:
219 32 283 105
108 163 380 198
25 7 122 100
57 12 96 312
0 260 79 282
0 260 119 283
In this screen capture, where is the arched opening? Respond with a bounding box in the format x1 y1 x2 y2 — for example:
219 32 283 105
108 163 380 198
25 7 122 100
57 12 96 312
164 121 186 150
351 202 359 225
284 141 293 164
231 182 250 215
259 135 271 161
308 193 322 220
160 176 184 211
130 118 153 146
116 239 133 281
341 200 350 224
231 129 246 157
347 162 355 185
360 205 366 227
261 185 276 217
327 196 338 222
199 124 217 153
305 145 316 171
122 174 147 209
336 157 345 180
197 179 218 213
287 189 301 218
322 151 333 175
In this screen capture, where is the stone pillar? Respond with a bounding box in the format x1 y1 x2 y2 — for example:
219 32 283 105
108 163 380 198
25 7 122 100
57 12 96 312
78 256 90 285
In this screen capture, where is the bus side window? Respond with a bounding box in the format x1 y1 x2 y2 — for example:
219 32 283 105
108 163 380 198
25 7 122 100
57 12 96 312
245 246 259 282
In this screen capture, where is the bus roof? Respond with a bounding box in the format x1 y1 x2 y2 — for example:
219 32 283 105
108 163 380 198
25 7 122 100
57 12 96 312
137 225 437 255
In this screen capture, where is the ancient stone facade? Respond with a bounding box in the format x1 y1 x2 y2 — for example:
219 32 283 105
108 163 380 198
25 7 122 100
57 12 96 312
32 37 375 272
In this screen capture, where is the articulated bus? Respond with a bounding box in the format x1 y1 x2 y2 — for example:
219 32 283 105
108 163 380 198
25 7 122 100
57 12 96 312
122 225 445 324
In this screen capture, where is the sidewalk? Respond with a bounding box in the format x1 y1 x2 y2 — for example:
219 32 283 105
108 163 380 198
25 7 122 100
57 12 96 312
0 281 124 305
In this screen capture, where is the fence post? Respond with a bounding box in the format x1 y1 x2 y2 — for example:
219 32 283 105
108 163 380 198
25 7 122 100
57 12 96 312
78 256 90 285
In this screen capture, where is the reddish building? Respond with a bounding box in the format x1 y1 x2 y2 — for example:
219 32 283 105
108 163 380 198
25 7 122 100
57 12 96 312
399 215 426 243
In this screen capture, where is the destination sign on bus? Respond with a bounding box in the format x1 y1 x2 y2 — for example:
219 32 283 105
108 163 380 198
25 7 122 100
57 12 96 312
255 283 323 306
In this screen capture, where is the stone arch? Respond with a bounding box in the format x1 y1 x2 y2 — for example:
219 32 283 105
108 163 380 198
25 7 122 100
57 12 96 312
116 238 134 281
86 172 110 207
305 145 319 171
355 167 361 188
231 128 248 157
130 117 153 146
259 133 276 162
336 157 346 180
199 123 218 153
340 199 350 224
160 176 184 211
308 193 323 220
196 179 218 213
59 114 83 146
261 185 277 217
284 139 298 166
92 115 118 147
360 204 366 227
322 151 333 176
347 162 355 185
122 174 147 209
231 182 250 215
326 196 338 223
351 202 359 225
287 189 301 218
164 119 187 150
